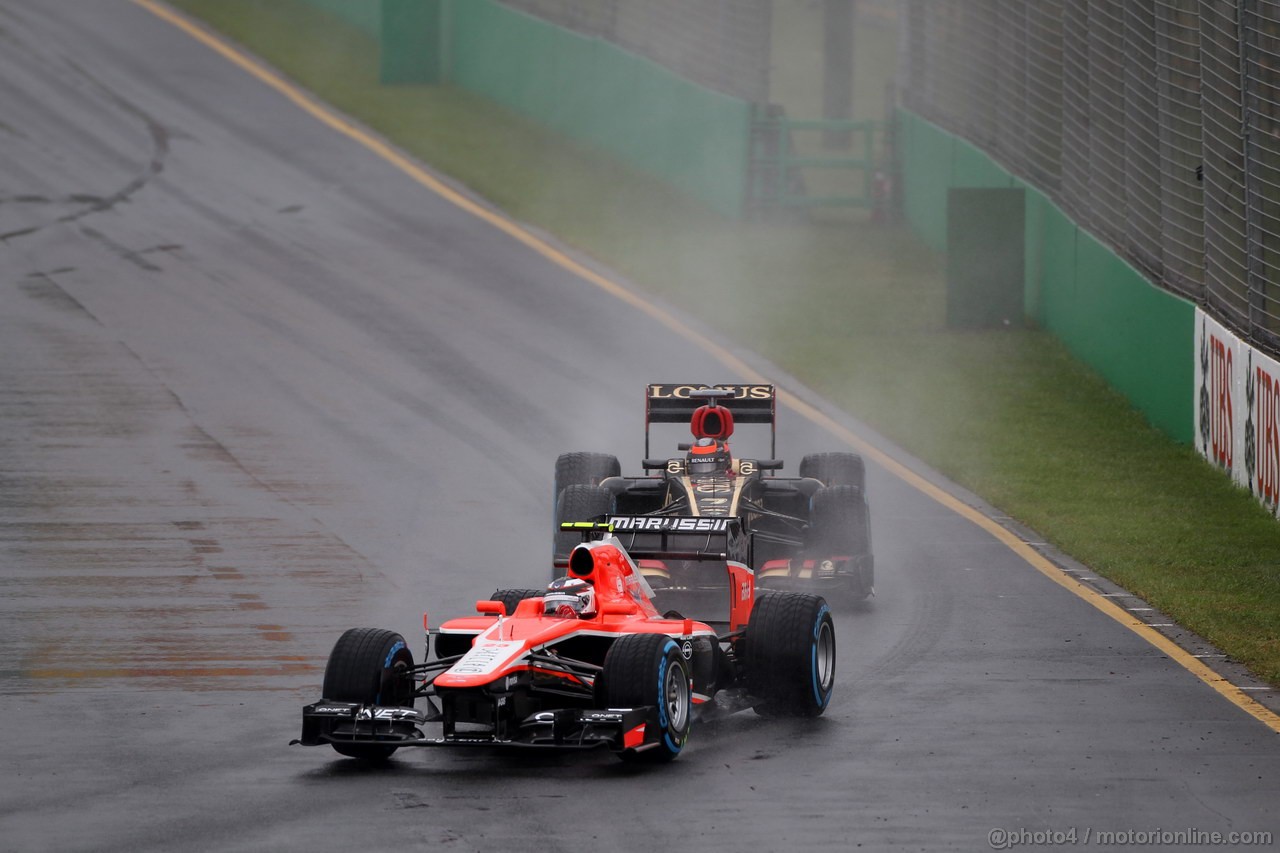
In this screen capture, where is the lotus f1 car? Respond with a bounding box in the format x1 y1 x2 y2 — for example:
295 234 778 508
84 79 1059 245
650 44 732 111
294 528 835 763
553 383 874 600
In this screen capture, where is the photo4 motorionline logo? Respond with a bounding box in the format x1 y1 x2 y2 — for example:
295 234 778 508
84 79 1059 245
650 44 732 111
988 827 1273 849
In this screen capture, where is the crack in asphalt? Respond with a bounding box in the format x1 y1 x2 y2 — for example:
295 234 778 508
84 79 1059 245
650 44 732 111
0 55 170 243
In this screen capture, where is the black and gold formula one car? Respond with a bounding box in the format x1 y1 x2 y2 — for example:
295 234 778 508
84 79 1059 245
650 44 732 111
553 383 874 602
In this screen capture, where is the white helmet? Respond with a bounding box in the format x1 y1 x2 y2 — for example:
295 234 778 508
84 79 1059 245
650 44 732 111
545 576 596 618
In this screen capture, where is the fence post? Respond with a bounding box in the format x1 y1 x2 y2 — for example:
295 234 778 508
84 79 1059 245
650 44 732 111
1239 0 1272 347
822 0 855 147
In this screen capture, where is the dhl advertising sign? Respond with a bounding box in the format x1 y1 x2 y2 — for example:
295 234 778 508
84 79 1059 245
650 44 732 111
1195 308 1280 516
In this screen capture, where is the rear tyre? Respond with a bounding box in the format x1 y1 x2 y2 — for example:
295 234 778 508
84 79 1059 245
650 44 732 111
800 452 866 492
743 592 835 717
491 587 544 616
321 627 415 760
808 485 874 599
808 485 871 559
553 483 614 570
601 633 691 763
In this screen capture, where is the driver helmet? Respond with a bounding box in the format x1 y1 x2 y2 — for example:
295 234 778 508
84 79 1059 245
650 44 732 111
545 576 596 618
687 437 732 475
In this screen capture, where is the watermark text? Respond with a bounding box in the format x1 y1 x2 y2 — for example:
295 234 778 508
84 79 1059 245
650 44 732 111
988 827 1272 849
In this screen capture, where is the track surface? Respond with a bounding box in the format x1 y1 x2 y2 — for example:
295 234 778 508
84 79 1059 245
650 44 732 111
1 2 1277 850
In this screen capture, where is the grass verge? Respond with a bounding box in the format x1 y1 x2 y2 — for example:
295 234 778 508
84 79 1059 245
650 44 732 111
167 0 1280 684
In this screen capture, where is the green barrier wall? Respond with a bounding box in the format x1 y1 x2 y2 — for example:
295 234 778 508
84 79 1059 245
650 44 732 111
900 109 952 248
287 0 751 214
295 0 380 36
293 0 438 83
381 0 442 83
1018 183 1052 322
447 0 751 217
899 109 1195 442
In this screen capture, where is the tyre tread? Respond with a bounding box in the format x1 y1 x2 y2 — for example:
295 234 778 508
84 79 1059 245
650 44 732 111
800 452 866 491
744 592 834 717
810 484 870 555
320 627 414 761
491 587 545 616
553 484 615 568
601 633 689 762
554 452 621 497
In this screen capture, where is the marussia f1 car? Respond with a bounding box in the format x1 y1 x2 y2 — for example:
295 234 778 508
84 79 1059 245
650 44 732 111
294 528 835 763
553 383 874 600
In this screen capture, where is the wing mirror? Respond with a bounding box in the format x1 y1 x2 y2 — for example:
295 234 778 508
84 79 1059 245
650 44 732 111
476 600 506 616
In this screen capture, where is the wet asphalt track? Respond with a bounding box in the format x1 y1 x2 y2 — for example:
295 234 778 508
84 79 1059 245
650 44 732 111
1 2 1278 851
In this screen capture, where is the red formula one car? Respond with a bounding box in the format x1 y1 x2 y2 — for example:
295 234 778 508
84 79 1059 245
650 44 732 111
294 526 834 763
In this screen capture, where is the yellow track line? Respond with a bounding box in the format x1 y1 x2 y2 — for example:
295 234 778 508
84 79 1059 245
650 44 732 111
133 0 1280 734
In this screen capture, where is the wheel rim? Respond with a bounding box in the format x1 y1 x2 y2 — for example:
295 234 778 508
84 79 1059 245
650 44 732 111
814 620 835 694
664 659 690 732
383 658 414 707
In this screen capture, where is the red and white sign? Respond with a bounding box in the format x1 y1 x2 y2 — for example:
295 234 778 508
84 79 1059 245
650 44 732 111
1254 352 1280 511
1194 308 1280 516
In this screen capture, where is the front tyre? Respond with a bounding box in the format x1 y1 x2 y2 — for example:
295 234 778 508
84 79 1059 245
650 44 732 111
601 634 692 763
554 452 621 499
800 452 866 492
321 627 415 760
553 484 614 569
743 592 835 717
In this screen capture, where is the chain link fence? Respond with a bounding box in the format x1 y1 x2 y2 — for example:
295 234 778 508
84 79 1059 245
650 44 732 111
497 0 771 104
901 0 1280 353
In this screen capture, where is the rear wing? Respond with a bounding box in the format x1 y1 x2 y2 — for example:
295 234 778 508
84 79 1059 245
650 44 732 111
644 383 776 457
561 517 750 565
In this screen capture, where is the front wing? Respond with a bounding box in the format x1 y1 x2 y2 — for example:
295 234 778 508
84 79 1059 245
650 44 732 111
757 554 874 596
295 700 657 753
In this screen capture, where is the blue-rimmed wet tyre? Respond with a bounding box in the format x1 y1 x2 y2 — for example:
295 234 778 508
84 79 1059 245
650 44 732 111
601 633 692 763
743 591 835 717
321 627 415 760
